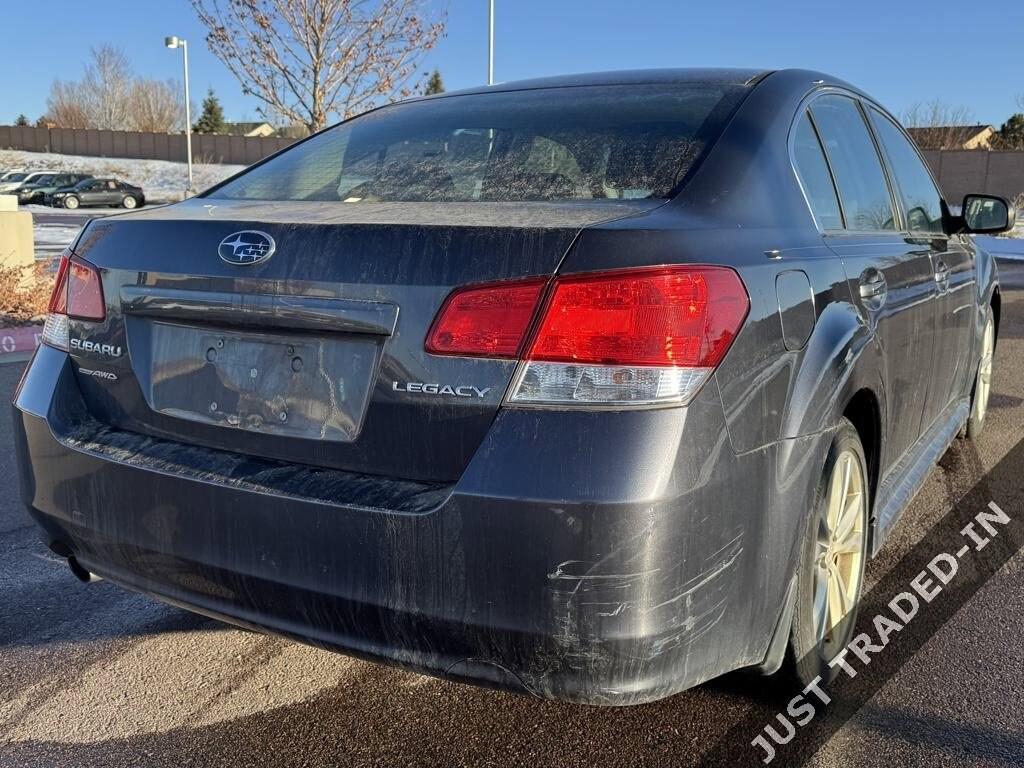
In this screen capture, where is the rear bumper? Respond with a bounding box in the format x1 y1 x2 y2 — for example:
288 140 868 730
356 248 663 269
14 345 824 704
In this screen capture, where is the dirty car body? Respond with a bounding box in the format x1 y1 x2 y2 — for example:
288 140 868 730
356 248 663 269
13 69 1001 704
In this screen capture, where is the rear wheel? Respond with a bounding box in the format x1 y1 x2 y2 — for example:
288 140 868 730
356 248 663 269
63 196 80 210
966 309 995 440
122 195 138 209
787 419 869 686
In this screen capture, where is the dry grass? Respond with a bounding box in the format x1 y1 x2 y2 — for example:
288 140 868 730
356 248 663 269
0 260 56 326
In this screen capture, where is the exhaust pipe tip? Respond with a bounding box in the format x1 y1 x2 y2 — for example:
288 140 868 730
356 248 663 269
67 556 101 583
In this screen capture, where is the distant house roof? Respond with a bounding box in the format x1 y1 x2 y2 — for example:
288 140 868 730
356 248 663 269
906 124 995 150
225 122 276 138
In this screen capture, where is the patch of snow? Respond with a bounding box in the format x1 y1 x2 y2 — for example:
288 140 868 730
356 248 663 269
0 149 244 202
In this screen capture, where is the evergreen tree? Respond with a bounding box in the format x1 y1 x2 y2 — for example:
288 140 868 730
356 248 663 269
14 114 29 126
995 113 1024 150
194 88 226 134
423 69 445 95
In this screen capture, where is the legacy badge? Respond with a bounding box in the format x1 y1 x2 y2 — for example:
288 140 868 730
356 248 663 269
393 381 492 398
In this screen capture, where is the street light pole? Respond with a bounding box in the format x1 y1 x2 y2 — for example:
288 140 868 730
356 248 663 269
487 0 494 85
164 36 194 194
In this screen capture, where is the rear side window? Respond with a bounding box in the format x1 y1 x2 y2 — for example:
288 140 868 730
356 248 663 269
869 108 945 235
207 84 749 203
792 112 843 230
810 95 895 232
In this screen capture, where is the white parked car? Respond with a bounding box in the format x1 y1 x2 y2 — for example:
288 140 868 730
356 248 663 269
0 168 27 183
0 171 53 193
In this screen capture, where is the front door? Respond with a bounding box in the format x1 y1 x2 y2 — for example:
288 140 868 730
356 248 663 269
867 107 976 427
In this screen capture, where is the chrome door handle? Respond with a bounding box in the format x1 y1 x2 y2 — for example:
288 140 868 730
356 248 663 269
859 270 887 300
934 262 951 284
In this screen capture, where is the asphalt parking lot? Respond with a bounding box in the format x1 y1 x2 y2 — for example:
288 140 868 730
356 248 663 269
2 263 1024 768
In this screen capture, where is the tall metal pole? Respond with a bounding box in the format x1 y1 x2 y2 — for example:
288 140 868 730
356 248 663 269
181 40 194 193
487 0 494 85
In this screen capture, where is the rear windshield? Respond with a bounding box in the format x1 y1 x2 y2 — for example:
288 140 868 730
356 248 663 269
207 84 747 204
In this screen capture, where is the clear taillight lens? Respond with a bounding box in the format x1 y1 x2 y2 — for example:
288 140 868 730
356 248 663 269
509 266 748 407
40 252 106 352
41 314 70 352
508 363 715 407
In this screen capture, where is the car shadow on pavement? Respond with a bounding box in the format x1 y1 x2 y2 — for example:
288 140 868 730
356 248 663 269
848 704 1024 764
0 657 775 768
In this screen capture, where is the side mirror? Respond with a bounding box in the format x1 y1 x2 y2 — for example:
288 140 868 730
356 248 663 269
960 194 1016 235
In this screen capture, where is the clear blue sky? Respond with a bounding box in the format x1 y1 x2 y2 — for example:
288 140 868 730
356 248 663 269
3 0 1021 127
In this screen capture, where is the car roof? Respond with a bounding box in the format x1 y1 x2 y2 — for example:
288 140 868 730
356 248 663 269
427 68 770 99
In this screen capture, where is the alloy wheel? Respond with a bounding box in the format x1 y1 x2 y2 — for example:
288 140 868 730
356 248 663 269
812 449 866 654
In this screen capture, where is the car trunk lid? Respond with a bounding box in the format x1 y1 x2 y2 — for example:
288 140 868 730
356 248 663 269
66 198 656 482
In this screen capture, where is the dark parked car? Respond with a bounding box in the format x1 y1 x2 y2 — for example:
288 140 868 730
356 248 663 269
13 69 1012 705
50 177 145 209
17 173 93 205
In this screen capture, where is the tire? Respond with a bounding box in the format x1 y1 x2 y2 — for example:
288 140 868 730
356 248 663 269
122 195 137 209
966 308 995 440
63 196 80 210
786 418 870 686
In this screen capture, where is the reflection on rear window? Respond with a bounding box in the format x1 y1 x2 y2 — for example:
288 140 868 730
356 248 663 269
208 84 747 204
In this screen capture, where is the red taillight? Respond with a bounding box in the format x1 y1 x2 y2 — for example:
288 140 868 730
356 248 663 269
47 253 70 314
67 257 106 321
41 253 105 351
424 266 749 408
524 266 749 368
425 278 546 358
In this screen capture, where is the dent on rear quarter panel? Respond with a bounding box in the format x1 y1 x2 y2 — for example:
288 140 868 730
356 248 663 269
451 377 824 702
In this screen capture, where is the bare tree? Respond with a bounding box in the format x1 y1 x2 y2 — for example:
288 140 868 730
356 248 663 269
45 46 134 130
129 79 186 132
79 45 134 130
901 100 978 149
46 80 91 128
45 46 187 133
190 0 446 133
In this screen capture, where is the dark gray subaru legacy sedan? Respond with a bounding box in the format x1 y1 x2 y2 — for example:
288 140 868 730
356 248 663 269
14 68 1014 705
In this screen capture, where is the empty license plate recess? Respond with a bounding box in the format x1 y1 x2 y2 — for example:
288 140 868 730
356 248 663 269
146 322 381 442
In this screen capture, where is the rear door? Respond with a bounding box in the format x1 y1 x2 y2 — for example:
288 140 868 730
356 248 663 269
101 180 121 204
808 93 938 468
78 180 102 204
867 106 975 425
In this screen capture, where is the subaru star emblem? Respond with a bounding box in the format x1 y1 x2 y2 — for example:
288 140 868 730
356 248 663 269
218 230 276 265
